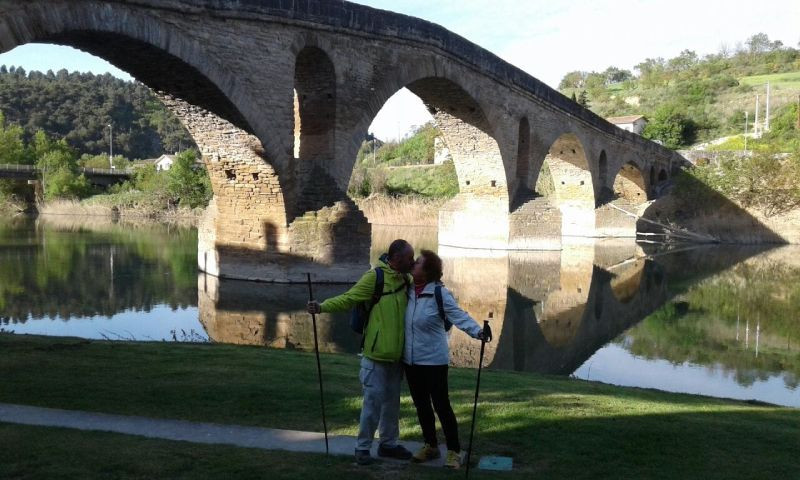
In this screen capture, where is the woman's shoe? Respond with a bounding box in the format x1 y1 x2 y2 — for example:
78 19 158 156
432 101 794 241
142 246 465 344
444 450 462 469
411 444 441 463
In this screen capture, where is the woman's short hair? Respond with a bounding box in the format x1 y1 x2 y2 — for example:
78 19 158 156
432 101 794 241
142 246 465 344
420 249 443 282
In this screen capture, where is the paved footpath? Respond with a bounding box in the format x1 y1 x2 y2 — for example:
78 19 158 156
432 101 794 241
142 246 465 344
0 402 448 467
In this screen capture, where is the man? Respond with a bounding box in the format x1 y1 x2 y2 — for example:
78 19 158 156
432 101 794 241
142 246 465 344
307 239 415 465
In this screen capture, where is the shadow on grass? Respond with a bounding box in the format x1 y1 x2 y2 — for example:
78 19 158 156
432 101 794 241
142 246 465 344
1 333 798 479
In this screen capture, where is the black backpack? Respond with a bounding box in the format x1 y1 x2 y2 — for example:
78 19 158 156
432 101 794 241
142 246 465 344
434 284 454 332
350 268 408 335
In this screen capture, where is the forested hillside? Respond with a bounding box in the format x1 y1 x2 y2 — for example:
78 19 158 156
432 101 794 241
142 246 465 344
0 67 194 160
559 33 800 148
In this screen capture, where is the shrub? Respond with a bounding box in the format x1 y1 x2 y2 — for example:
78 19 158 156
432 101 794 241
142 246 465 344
166 150 211 208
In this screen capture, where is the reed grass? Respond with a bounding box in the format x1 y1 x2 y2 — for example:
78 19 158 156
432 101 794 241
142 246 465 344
356 195 446 226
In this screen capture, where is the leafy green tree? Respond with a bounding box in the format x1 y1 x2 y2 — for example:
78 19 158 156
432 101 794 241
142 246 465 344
0 112 33 202
602 66 632 85
635 57 668 88
584 72 606 89
642 104 693 148
746 33 772 55
668 49 699 74
34 137 92 201
166 150 211 208
0 112 29 165
558 71 587 90
36 139 75 171
42 166 91 200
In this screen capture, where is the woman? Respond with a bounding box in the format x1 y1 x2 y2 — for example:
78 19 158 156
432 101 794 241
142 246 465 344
402 249 484 469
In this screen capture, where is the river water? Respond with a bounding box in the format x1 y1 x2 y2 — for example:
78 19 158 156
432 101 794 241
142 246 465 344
1 216 798 407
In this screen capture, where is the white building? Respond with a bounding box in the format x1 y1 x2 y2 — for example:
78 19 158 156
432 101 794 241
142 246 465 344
154 154 176 171
607 115 647 135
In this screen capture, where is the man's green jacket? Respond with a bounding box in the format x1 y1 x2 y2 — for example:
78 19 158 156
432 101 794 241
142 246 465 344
321 258 409 362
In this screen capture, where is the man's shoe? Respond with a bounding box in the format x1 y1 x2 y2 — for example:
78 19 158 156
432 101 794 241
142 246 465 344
354 449 374 466
412 443 441 463
377 444 413 460
444 450 462 469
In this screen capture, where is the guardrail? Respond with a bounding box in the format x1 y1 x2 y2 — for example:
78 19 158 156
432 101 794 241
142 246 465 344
0 164 132 176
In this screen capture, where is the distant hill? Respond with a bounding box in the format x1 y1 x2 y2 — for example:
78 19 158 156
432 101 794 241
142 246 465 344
558 33 800 148
0 66 195 160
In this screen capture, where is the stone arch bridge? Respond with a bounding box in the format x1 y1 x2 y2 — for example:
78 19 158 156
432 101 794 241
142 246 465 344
1 0 685 282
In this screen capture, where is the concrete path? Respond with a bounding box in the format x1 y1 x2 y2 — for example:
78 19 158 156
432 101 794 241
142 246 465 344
0 403 449 467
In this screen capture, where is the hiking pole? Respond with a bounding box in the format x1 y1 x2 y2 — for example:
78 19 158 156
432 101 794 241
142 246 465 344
306 273 329 455
465 313 493 479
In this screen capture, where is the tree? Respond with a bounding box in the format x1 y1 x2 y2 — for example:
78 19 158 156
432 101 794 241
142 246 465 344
0 112 29 165
42 165 91 200
584 72 607 92
558 71 587 90
746 33 772 55
642 104 693 149
0 112 33 201
33 136 93 201
577 90 589 108
602 66 632 85
635 57 667 88
668 50 698 73
166 149 212 208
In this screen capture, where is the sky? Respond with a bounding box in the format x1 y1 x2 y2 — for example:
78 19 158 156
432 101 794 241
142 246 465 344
1 0 798 141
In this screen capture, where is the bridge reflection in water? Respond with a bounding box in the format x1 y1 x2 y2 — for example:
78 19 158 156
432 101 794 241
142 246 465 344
197 238 755 376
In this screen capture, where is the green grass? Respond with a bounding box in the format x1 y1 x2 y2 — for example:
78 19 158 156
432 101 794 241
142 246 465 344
385 163 459 198
739 71 800 90
0 423 367 480
2 333 799 479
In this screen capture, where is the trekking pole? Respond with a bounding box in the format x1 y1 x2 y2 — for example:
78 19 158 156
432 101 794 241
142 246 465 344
465 313 493 479
306 273 329 455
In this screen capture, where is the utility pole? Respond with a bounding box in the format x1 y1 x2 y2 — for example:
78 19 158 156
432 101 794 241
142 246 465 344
754 94 760 137
107 123 114 169
744 111 748 153
765 82 770 132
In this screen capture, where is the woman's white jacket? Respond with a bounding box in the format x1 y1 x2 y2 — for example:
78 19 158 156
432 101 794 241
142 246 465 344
402 282 482 366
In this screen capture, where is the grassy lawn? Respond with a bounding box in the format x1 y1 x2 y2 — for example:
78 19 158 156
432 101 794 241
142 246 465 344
739 71 800 90
2 333 799 479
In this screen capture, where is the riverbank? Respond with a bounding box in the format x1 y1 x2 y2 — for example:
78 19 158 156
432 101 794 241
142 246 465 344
2 333 797 479
642 193 800 244
0 197 204 226
5 195 441 228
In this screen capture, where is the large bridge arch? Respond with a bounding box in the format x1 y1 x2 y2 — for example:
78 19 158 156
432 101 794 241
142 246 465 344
406 77 508 198
612 161 649 204
347 57 512 198
535 132 596 239
355 66 512 248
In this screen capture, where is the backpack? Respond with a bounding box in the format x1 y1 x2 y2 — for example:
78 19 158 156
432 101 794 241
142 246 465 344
349 268 408 336
434 284 454 332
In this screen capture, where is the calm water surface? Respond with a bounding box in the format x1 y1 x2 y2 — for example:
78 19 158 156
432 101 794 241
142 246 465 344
2 217 797 407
